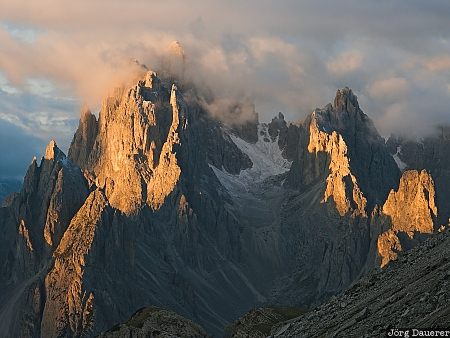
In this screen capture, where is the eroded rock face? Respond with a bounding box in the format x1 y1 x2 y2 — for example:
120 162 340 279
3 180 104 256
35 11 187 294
272 227 450 337
0 141 89 338
35 73 250 337
387 128 450 226
69 72 182 214
0 77 447 338
267 112 300 161
202 119 253 174
307 112 367 216
68 107 98 170
273 88 430 308
377 170 437 267
2 141 88 276
41 190 109 338
2 72 252 338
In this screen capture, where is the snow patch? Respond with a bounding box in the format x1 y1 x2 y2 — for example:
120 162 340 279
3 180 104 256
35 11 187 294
393 146 407 171
210 124 291 195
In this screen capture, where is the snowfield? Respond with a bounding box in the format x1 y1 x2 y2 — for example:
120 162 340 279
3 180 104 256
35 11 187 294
393 146 408 171
210 124 291 195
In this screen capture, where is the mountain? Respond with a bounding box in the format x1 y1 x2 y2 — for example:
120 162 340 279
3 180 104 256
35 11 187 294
269 225 450 337
0 71 448 338
386 128 450 226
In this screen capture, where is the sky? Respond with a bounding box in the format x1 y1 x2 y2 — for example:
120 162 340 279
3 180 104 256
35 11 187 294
0 0 450 178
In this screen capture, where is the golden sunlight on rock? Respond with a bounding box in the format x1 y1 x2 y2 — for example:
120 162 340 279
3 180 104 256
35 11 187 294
146 85 182 210
18 219 33 252
378 170 437 267
308 112 367 217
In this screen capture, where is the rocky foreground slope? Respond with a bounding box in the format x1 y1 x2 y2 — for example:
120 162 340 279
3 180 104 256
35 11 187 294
270 225 450 337
98 306 209 338
0 69 448 338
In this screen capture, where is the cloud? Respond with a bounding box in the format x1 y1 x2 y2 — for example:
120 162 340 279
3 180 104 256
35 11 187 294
327 51 364 76
422 56 450 72
0 83 79 153
199 97 257 126
0 0 450 176
367 77 409 101
200 47 229 74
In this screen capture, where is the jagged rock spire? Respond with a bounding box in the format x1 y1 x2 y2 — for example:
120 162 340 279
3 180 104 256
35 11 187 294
68 71 184 214
44 140 64 161
333 87 360 114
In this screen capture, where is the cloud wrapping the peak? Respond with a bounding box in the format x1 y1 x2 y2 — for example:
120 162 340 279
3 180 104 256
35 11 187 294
0 0 450 177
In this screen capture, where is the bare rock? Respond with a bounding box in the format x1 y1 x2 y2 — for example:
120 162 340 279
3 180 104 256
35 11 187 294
98 306 209 338
377 170 437 266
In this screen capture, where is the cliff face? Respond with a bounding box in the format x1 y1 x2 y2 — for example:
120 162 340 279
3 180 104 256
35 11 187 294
377 170 437 267
0 74 447 338
288 88 400 211
271 88 439 307
272 226 450 338
0 140 89 338
307 112 367 216
0 71 258 338
69 72 182 214
387 129 450 226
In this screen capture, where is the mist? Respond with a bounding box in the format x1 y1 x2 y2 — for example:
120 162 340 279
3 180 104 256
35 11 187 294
0 0 450 177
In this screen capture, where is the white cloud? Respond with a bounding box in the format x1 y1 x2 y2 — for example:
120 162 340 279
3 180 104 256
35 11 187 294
367 77 409 101
200 47 229 73
327 51 364 75
0 0 448 177
422 56 450 72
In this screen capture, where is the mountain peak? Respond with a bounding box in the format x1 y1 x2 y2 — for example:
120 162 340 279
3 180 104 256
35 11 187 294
333 87 360 114
143 70 160 89
44 140 64 161
305 87 400 213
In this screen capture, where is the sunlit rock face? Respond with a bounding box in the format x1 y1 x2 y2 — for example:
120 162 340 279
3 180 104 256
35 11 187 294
377 170 437 267
0 72 447 338
0 140 89 338
0 71 251 338
69 72 183 214
270 89 399 307
41 189 108 338
288 88 400 213
386 127 450 226
307 112 367 217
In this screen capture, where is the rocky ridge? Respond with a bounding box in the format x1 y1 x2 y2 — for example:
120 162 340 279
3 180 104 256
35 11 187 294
0 72 448 338
270 225 450 337
98 306 209 338
387 128 450 226
377 170 437 267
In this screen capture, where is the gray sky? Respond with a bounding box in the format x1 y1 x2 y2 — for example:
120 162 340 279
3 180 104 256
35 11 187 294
1 0 450 178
